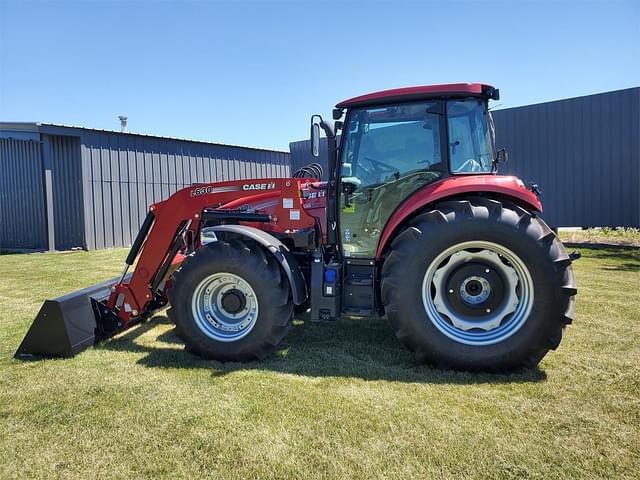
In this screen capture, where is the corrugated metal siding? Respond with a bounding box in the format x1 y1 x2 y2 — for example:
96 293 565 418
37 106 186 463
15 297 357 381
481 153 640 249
0 138 47 249
80 131 291 249
289 137 330 180
48 135 85 249
493 87 640 227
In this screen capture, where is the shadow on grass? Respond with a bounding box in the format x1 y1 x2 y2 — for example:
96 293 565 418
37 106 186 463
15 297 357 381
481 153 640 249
564 242 640 250
602 263 640 272
581 247 640 262
580 247 640 272
97 314 547 385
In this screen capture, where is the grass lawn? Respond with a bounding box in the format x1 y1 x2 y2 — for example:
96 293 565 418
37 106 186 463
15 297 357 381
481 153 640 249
0 246 638 479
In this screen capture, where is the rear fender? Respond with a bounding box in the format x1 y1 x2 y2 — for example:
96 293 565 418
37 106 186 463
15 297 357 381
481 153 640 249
210 225 307 305
376 175 542 259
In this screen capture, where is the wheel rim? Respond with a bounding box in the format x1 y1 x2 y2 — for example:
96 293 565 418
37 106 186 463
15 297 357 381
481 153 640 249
421 241 534 346
191 272 259 342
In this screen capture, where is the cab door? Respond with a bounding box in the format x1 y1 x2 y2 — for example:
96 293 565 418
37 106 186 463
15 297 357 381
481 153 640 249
338 101 446 259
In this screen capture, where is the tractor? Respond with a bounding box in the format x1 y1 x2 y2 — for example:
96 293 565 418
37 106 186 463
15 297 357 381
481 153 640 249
16 83 577 371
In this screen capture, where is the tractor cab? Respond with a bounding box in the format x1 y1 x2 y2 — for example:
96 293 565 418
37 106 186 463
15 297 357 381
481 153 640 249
311 83 501 258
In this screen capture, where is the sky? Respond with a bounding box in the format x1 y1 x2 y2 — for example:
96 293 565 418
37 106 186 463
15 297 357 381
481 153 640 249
0 0 638 151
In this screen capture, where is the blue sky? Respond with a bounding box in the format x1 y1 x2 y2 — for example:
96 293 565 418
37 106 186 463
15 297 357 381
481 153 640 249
1 0 638 151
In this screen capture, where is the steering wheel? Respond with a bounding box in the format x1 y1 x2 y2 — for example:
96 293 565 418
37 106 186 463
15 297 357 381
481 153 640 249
364 156 396 172
358 156 398 181
453 158 484 173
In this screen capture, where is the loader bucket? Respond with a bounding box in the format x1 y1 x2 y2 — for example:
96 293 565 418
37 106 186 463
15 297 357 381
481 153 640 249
14 276 123 359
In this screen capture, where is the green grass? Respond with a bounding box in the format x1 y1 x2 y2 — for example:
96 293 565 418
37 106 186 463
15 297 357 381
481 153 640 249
0 247 639 479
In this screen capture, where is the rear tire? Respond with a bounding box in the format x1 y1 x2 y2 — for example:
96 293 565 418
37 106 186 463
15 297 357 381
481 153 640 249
168 239 293 361
381 197 576 371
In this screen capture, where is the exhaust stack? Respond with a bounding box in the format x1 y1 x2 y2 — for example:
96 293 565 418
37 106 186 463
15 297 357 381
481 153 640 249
118 115 128 133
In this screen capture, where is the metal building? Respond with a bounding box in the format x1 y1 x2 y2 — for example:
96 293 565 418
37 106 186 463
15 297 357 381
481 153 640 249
289 87 640 227
0 123 290 251
290 136 332 180
493 87 639 228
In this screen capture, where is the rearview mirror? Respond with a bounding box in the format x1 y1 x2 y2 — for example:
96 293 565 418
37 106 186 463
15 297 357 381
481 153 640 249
497 148 508 163
493 147 508 172
310 115 321 157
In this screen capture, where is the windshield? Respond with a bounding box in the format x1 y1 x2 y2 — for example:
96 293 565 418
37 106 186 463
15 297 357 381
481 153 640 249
447 98 495 173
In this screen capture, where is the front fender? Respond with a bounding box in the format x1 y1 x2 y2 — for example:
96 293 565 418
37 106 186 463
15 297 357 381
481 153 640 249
376 175 542 259
210 225 307 305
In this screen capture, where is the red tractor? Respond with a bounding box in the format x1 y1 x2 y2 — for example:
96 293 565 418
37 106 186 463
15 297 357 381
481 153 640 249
16 83 577 371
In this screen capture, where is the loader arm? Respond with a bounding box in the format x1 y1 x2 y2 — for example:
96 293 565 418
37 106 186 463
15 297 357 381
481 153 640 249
107 178 316 327
16 177 317 358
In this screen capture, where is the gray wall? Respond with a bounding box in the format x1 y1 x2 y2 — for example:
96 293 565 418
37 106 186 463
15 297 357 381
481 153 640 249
79 130 290 250
289 87 640 228
492 87 639 227
49 135 85 250
0 124 290 250
290 137 333 180
0 138 48 249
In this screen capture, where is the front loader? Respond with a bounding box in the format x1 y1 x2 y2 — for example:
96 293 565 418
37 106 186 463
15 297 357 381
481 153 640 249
16 83 577 371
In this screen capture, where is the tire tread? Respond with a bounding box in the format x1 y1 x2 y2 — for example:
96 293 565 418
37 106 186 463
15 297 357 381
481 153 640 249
381 197 577 371
168 240 292 362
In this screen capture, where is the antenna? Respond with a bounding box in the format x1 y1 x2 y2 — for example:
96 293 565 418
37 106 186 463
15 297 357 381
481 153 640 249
118 115 128 133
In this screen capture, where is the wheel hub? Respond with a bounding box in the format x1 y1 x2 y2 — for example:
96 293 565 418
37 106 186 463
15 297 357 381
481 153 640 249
423 242 534 346
459 275 490 305
191 273 259 342
221 289 246 314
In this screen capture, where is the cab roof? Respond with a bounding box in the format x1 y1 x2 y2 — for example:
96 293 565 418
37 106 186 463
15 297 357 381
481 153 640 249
335 83 497 109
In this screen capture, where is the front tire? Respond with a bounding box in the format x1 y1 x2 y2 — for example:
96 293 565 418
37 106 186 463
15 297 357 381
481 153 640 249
168 239 293 361
381 197 576 371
